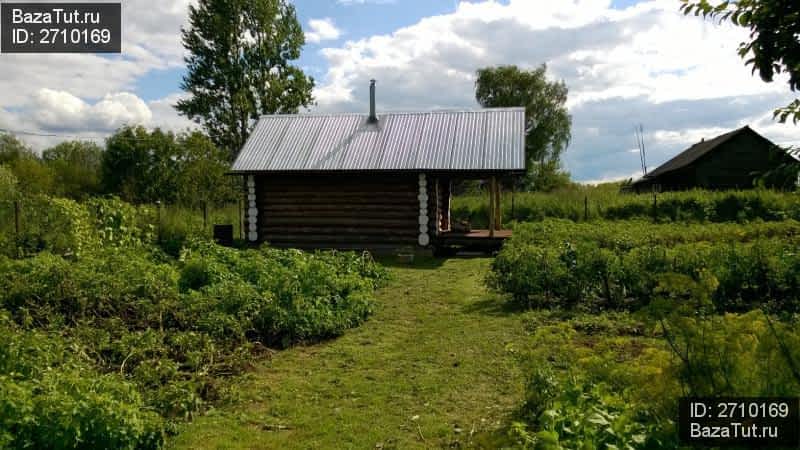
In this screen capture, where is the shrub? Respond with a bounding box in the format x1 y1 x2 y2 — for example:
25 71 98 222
0 234 388 435
0 313 164 450
489 221 800 313
453 188 800 226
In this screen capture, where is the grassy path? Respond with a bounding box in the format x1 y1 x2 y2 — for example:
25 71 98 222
171 257 528 449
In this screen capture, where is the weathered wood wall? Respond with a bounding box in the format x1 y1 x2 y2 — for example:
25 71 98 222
692 132 789 189
256 174 422 249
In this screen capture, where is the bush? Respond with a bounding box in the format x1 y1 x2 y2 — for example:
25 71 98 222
0 234 388 438
489 221 800 313
452 188 800 226
0 313 164 449
0 192 389 445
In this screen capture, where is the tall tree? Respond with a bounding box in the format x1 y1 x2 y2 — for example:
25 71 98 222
102 126 182 204
177 0 315 157
680 0 800 123
42 141 103 200
176 131 238 207
0 134 55 195
475 65 572 191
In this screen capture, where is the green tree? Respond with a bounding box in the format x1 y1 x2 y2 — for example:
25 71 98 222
102 126 182 204
680 0 800 123
475 65 572 191
0 134 55 195
42 141 103 199
176 0 315 157
0 165 18 201
101 126 235 206
176 131 238 207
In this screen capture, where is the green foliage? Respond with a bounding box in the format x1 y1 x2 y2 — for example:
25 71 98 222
7 195 95 258
490 220 800 313
101 126 183 204
42 140 103 200
0 313 164 450
475 65 572 190
510 376 667 450
177 0 315 155
453 187 800 226
511 310 677 449
0 195 388 445
86 196 157 249
0 165 18 201
101 126 238 206
0 134 55 196
679 0 800 123
175 131 238 207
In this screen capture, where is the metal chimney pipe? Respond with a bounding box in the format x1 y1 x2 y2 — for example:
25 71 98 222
368 79 377 123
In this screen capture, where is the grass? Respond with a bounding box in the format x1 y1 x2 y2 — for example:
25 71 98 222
170 256 531 449
452 185 800 226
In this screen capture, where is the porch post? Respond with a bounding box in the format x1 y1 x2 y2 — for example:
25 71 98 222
488 177 496 238
494 177 502 231
418 173 430 246
247 175 258 242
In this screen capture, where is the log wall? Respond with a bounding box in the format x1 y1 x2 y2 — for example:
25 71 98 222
256 174 422 249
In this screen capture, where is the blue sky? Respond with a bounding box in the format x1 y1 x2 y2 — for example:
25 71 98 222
1 0 798 182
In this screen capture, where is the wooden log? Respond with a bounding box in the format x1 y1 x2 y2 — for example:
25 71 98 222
261 203 418 212
260 226 418 236
260 217 417 227
259 210 417 219
261 234 417 244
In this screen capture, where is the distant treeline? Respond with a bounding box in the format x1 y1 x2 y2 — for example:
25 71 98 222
0 126 237 207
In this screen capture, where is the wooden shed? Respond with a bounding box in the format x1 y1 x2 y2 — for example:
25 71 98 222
230 82 525 251
632 126 795 192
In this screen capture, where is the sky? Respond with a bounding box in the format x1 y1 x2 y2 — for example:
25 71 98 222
1 0 798 183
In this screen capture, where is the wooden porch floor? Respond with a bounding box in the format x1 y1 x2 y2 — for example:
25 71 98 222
440 229 513 239
433 229 512 254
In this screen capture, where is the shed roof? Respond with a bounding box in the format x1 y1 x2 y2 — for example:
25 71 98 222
230 108 526 173
636 126 788 184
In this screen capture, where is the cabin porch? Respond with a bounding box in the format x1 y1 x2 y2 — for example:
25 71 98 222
433 229 512 254
429 175 513 255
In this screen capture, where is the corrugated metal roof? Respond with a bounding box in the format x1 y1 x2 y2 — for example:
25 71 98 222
231 108 526 173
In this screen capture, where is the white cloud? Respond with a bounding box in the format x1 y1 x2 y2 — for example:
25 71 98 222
30 89 152 132
2 90 195 151
306 18 342 44
0 0 190 109
310 0 800 181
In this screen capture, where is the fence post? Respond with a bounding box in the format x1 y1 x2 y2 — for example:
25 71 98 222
238 198 244 240
652 188 658 223
203 201 208 229
511 179 516 222
584 195 588 221
14 200 20 238
156 200 162 242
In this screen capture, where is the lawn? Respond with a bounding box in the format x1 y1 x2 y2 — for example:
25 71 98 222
170 257 530 449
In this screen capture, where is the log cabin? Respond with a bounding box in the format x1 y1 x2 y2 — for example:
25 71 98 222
631 126 797 192
230 81 525 252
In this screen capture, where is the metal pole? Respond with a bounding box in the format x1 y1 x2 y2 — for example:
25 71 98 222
203 201 208 229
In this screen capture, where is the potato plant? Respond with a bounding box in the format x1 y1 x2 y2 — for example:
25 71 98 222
0 196 388 449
